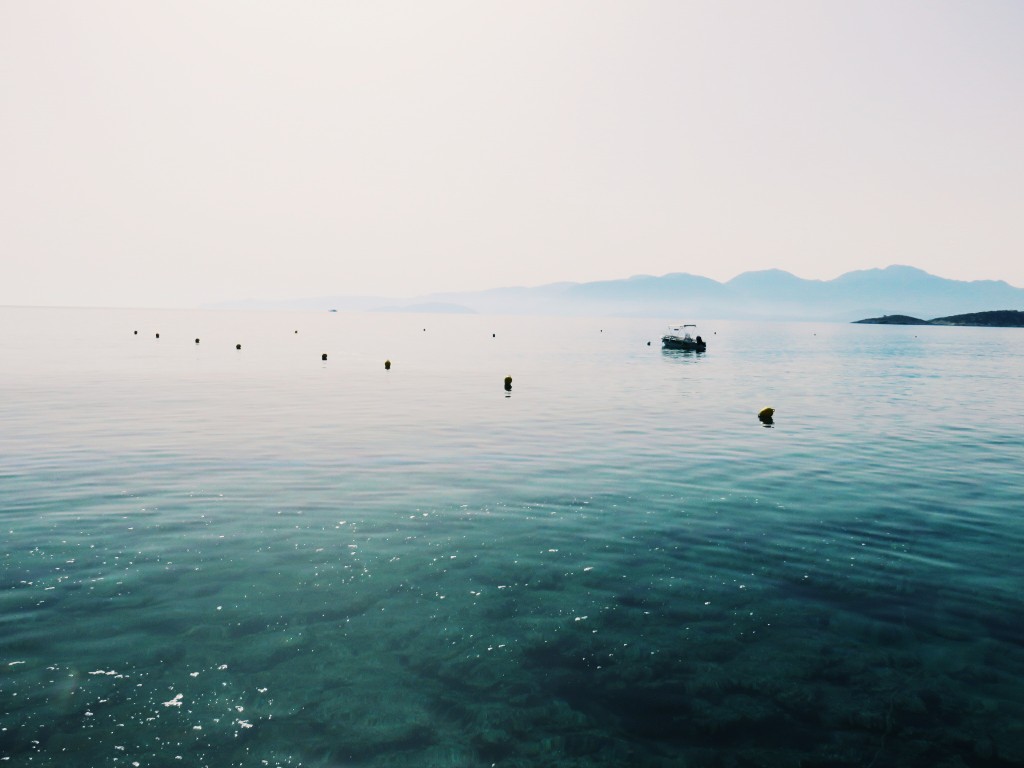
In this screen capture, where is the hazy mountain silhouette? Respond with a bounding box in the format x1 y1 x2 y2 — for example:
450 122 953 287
482 265 1023 320
211 265 1024 321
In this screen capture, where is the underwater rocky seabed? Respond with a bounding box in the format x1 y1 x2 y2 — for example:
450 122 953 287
5 481 1024 768
2 309 1024 767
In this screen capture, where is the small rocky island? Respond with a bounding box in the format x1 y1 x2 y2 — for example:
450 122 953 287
854 310 1024 327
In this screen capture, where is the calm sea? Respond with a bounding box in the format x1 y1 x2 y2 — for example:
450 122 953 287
2 306 1023 767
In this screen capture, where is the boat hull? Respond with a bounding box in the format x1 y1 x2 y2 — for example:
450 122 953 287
662 336 706 351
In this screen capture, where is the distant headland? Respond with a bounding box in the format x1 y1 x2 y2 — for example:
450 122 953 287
854 310 1024 327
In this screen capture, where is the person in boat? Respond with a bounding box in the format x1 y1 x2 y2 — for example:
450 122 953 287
695 335 703 344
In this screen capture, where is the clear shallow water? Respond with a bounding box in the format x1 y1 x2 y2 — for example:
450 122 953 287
2 306 1023 767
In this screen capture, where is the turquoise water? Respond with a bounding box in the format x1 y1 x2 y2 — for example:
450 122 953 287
2 306 1023 767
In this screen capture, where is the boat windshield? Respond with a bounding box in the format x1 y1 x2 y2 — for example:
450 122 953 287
667 324 697 339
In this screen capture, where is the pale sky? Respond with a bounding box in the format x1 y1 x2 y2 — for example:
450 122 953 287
2 1 1022 308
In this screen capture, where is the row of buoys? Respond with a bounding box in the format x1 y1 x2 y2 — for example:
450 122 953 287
131 332 769 410
142 330 509 341
137 332 404 370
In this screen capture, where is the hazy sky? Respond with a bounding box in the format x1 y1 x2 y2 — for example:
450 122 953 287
3 1 1022 307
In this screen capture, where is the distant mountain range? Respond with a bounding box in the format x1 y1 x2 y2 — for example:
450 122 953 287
211 265 1024 321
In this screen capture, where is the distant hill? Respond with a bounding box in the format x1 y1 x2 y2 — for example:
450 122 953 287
209 265 1024 322
854 310 1024 327
929 310 1024 326
853 314 932 325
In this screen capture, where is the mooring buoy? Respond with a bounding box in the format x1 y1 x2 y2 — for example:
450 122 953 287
195 338 200 344
384 360 391 370
236 344 241 350
155 333 160 339
504 375 512 392
758 407 775 424
322 353 327 361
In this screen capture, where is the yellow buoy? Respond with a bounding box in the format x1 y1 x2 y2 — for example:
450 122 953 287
758 407 775 423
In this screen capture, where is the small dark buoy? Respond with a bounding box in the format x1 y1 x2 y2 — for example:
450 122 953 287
423 328 426 332
133 330 138 335
384 360 391 370
322 353 327 361
236 344 241 350
492 333 495 338
294 330 298 334
504 375 512 392
647 341 651 346
155 333 160 338
758 407 775 425
195 338 200 344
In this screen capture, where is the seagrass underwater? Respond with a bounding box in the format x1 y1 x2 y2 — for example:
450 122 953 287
2 306 1023 767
